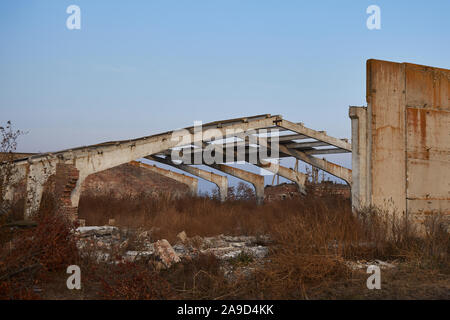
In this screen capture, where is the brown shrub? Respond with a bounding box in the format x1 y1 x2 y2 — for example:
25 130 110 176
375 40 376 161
2 188 447 300
95 261 175 300
0 194 79 299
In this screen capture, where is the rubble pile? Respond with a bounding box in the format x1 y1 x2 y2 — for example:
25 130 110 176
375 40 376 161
75 226 271 272
75 226 397 279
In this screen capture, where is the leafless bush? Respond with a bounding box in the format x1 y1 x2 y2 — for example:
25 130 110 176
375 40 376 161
0 121 25 223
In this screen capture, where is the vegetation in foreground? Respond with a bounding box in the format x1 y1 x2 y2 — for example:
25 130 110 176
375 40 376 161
0 121 448 299
0 191 448 300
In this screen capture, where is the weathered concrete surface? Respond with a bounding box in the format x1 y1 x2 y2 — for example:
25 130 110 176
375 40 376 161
4 112 351 220
9 115 279 218
256 136 352 185
349 106 369 208
350 60 449 228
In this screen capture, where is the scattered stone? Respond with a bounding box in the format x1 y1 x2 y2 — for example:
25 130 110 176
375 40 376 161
76 226 118 237
119 239 129 249
188 235 204 249
154 239 180 268
374 259 396 269
345 259 397 271
74 225 270 279
177 231 188 243
245 246 269 259
123 250 154 262
138 230 151 239
221 250 243 260
173 243 189 256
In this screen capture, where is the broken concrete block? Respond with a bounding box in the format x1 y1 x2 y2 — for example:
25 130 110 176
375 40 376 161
76 226 118 237
154 239 180 268
177 230 187 243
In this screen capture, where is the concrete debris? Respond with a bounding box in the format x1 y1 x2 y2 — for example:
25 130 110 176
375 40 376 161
245 246 269 259
345 259 397 271
74 225 400 283
154 239 181 268
76 226 119 237
173 243 189 256
177 231 188 243
74 225 270 276
123 250 155 263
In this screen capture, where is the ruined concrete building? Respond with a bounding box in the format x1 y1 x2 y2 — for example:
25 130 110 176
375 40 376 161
2 59 449 231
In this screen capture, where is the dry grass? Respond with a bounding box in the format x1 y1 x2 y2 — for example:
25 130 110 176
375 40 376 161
1 190 448 300
77 191 450 299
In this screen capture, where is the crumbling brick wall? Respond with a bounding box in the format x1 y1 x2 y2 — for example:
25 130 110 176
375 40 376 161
41 163 79 220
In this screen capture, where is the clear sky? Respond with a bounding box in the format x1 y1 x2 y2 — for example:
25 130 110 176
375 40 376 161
1 1 449 190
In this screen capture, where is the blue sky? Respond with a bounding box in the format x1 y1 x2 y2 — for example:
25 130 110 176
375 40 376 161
1 1 449 190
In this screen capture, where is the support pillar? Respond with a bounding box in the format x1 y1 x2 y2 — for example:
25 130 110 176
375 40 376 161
349 106 369 212
207 163 265 205
256 161 307 195
147 156 228 202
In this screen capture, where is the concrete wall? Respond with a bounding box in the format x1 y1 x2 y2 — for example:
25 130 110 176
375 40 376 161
350 59 449 227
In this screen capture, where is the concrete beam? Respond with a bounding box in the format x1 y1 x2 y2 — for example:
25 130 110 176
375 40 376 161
276 119 352 151
284 141 329 149
129 160 198 196
281 145 352 186
207 164 265 204
162 143 308 195
199 140 304 201
147 156 228 202
256 136 352 185
302 148 351 155
8 114 280 217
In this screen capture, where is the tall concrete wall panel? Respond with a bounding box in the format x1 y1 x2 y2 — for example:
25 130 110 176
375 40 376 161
354 59 449 226
404 64 450 221
366 60 407 213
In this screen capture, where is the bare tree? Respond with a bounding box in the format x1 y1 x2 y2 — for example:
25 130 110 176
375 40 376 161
0 121 24 218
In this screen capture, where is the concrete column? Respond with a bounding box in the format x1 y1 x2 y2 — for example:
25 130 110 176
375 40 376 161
256 161 307 195
148 156 228 202
349 106 369 212
129 160 198 196
207 163 265 205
